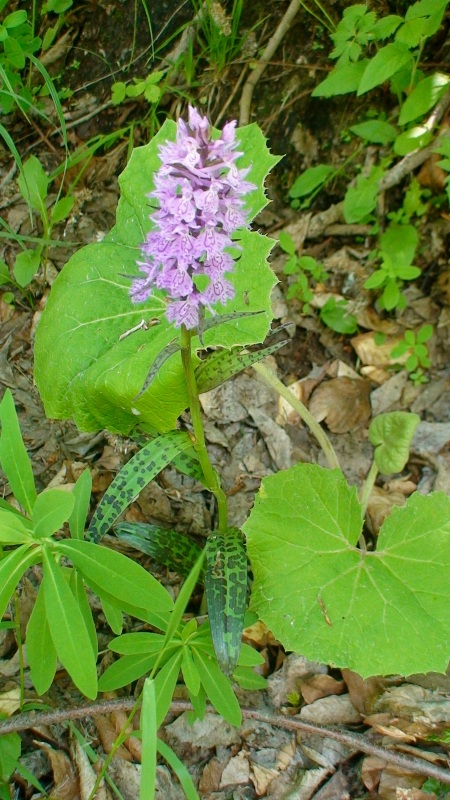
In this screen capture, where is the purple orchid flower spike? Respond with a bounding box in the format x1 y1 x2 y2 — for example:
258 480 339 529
130 105 255 329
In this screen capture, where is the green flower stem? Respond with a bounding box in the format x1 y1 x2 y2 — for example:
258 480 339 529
180 325 228 532
252 361 341 471
359 459 379 516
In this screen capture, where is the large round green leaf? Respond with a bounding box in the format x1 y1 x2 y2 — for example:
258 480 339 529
35 121 279 433
243 464 450 677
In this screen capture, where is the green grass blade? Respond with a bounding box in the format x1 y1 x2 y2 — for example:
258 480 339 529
157 739 200 800
139 678 157 800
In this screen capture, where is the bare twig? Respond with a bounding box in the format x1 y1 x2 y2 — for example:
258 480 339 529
239 0 301 125
1 699 449 784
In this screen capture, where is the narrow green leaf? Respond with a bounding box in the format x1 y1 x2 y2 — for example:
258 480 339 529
56 539 173 615
88 431 193 541
109 632 166 655
114 522 204 578
237 643 265 667
157 739 200 800
32 489 75 538
195 338 290 395
68 468 92 540
369 411 420 474
101 597 123 635
26 582 57 695
0 509 32 544
154 651 183 726
205 528 248 675
0 546 38 619
139 679 157 800
182 648 201 697
158 550 205 655
50 195 74 224
70 571 98 658
42 549 97 699
232 666 267 691
0 389 37 515
98 653 159 692
192 649 242 727
82 576 170 631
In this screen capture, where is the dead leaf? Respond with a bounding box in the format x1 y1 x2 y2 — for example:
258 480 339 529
366 486 407 534
299 694 362 725
351 332 408 367
72 740 109 800
377 764 427 800
38 743 79 800
0 686 21 715
309 377 371 433
93 715 133 762
299 674 346 704
219 751 250 788
199 757 225 794
251 762 279 794
342 670 386 716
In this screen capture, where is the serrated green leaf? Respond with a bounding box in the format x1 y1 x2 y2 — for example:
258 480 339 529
192 649 241 726
399 73 449 125
289 165 335 198
68 468 92 540
0 546 38 619
205 528 248 676
0 389 37 515
0 509 32 544
244 464 450 676
55 539 173 616
369 15 402 40
114 522 204 577
88 431 192 541
26 582 57 695
369 411 420 473
349 120 397 144
34 121 278 434
42 548 97 698
111 82 126 104
32 489 75 538
358 43 412 95
312 61 368 97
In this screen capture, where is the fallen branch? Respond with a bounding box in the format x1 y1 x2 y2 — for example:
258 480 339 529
239 0 302 126
1 698 449 785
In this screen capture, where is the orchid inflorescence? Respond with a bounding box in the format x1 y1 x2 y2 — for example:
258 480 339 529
130 106 255 329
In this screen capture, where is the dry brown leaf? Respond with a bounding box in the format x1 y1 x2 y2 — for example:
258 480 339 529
72 740 109 800
356 306 401 334
299 674 346 704
361 755 386 793
93 715 132 762
309 377 371 433
396 789 437 800
342 670 386 716
109 709 142 762
299 694 362 725
351 332 407 367
366 487 407 534
0 686 21 715
199 757 225 794
219 751 250 788
251 763 279 794
38 743 79 800
377 764 427 800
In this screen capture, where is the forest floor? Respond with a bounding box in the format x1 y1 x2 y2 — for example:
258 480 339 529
0 1 450 798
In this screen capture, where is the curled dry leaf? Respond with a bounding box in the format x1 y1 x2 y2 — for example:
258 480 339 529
341 669 387 716
351 332 408 368
38 743 79 800
299 674 346 704
366 486 407 535
309 377 371 433
93 715 133 762
251 763 279 795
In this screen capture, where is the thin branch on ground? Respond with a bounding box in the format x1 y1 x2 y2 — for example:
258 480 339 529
239 0 302 126
1 699 449 785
